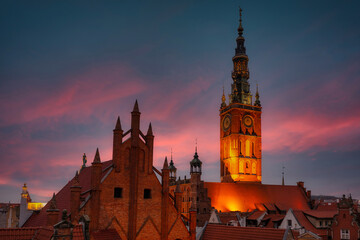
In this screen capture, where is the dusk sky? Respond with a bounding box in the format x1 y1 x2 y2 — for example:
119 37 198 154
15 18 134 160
1 1 359 203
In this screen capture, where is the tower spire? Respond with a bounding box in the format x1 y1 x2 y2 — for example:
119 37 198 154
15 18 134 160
237 7 243 36
231 7 251 105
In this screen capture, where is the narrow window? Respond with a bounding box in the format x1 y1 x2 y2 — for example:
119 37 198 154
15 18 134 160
114 188 123 198
144 189 151 199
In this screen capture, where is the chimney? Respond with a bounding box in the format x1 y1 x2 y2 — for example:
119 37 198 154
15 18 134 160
46 193 59 226
189 207 197 240
161 157 169 240
297 181 304 189
90 148 102 231
70 171 81 222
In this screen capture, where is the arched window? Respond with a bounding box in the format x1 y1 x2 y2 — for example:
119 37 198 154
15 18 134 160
246 162 249 168
239 140 242 155
245 140 250 156
239 160 244 173
252 162 256 174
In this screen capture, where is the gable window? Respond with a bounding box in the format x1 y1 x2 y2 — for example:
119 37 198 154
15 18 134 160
114 188 123 198
340 229 350 239
287 219 292 227
144 189 151 199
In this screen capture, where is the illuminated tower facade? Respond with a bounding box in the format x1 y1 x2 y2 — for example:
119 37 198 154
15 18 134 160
220 9 262 183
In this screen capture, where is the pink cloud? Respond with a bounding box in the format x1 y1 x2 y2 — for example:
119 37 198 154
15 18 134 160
0 63 147 127
263 61 360 154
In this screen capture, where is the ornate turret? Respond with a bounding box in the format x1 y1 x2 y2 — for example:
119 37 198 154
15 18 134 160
169 150 177 184
230 8 252 105
190 147 202 174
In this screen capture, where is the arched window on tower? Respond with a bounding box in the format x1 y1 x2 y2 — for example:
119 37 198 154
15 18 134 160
252 162 256 174
252 142 255 156
239 140 242 155
245 140 250 157
245 161 250 174
239 160 244 173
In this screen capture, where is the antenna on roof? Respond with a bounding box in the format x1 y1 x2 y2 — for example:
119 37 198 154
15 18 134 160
282 164 285 186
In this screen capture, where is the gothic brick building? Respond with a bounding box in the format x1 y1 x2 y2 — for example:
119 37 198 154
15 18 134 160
23 101 193 240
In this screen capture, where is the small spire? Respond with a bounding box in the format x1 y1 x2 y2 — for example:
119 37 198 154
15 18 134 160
282 165 285 186
93 148 101 163
163 156 169 169
237 7 244 36
146 122 153 136
132 100 139 112
115 116 122 131
195 138 198 153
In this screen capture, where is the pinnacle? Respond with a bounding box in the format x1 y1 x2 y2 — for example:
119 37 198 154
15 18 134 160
93 148 101 163
147 123 153 136
163 156 169 169
132 100 139 112
115 116 122 131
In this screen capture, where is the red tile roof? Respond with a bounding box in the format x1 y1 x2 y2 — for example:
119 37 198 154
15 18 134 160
292 211 327 238
315 202 337 211
204 182 311 212
303 210 337 219
0 225 84 240
247 211 265 220
217 212 240 224
0 227 41 240
202 224 289 240
92 229 122 240
261 214 284 228
23 160 113 227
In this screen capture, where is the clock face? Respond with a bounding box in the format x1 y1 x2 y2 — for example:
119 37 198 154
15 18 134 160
243 115 253 128
222 115 231 132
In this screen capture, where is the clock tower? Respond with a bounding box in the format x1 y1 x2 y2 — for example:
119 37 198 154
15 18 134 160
220 9 262 183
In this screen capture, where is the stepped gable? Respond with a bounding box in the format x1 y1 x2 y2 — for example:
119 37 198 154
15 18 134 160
202 224 291 240
23 160 113 227
204 182 311 212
